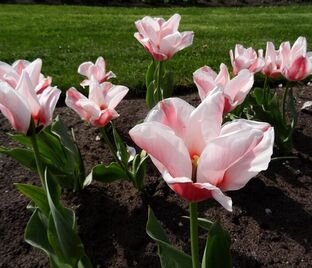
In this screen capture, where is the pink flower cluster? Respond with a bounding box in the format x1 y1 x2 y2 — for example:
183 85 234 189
230 36 312 81
66 57 128 127
0 59 61 134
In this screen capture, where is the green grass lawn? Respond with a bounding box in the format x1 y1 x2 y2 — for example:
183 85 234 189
0 4 311 94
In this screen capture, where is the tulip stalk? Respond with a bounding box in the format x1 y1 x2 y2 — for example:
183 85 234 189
189 202 200 268
282 85 290 121
155 61 164 102
29 121 46 190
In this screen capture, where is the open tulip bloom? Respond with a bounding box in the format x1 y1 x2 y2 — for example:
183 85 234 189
78 56 116 87
66 77 128 127
135 14 194 108
0 69 61 134
0 58 52 93
130 88 274 211
230 44 265 76
134 13 194 62
193 63 254 113
130 89 274 267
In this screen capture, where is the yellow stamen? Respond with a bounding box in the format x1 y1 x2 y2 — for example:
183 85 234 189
191 155 200 182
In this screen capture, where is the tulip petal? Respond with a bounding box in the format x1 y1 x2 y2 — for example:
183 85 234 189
224 69 254 110
219 126 274 191
16 71 40 118
185 88 224 155
78 61 93 77
145 97 194 140
65 87 92 120
24 59 42 87
215 63 230 87
38 86 61 126
0 61 12 80
161 14 181 36
193 66 218 101
129 122 192 178
197 127 263 187
106 85 129 109
0 82 31 133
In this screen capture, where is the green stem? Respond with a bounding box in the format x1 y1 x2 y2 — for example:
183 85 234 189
282 86 290 121
263 76 268 106
100 126 120 163
155 61 163 102
30 132 46 190
190 202 200 268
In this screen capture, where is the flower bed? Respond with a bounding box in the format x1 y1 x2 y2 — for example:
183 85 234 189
1 86 311 267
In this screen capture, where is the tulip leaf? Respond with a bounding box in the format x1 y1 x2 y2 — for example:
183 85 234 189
146 60 156 90
112 127 129 165
88 162 128 183
146 80 156 109
146 207 192 268
15 183 50 217
162 71 174 99
25 209 53 255
182 216 214 231
45 169 85 266
0 147 36 170
202 222 232 268
132 151 148 191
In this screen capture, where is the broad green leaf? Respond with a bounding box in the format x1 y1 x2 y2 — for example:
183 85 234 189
146 60 156 89
25 209 54 255
45 170 85 266
0 147 36 170
202 222 232 268
15 183 49 217
88 162 128 183
132 151 148 191
146 80 156 109
146 207 192 268
252 87 265 105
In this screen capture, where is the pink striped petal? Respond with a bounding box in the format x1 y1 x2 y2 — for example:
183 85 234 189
129 121 192 178
0 82 31 134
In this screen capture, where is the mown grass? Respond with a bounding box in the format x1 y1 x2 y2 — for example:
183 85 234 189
0 4 311 93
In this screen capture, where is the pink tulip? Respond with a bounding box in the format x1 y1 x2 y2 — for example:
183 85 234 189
281 37 312 81
134 14 194 61
0 71 61 134
193 64 254 112
129 89 274 211
78 56 116 87
262 41 283 78
65 78 128 127
230 44 265 75
0 59 51 94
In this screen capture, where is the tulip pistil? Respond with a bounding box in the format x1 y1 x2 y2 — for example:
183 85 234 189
191 155 200 182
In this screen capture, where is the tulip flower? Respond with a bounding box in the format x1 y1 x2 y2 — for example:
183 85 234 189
0 58 51 94
130 89 274 211
262 41 284 78
65 77 128 127
0 71 61 134
230 44 265 75
193 63 254 112
78 56 116 87
134 13 194 61
281 36 312 81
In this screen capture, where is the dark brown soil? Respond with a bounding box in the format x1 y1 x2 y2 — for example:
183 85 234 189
1 86 312 268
